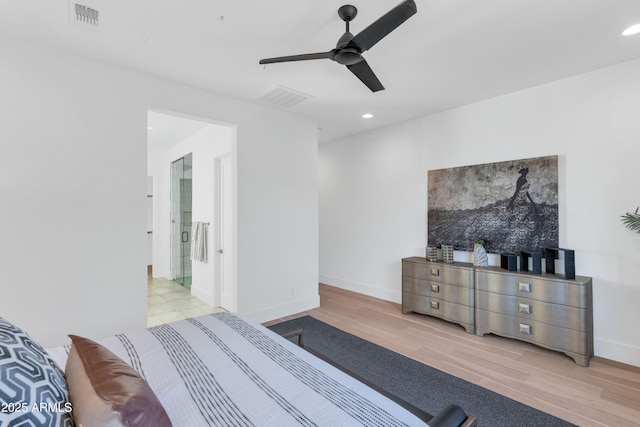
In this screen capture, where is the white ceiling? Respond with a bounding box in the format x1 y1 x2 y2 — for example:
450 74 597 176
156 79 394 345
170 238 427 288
147 111 211 152
2 0 640 143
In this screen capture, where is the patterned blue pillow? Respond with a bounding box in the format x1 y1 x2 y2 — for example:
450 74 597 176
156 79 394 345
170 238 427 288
0 317 74 426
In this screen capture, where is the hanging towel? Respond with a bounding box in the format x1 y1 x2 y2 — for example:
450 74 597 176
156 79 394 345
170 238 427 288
190 221 208 262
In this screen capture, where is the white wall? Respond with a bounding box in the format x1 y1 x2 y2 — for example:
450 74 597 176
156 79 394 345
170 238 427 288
319 58 640 367
236 112 320 321
0 35 319 347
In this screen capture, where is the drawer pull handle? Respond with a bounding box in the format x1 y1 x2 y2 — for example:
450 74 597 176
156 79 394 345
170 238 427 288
431 284 440 293
431 301 440 310
430 268 440 277
519 323 531 334
518 303 531 314
518 282 531 293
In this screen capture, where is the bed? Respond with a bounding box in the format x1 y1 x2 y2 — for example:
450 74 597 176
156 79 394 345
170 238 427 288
1 312 474 426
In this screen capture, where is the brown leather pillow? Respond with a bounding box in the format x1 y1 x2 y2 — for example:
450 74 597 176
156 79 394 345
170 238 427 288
65 334 172 427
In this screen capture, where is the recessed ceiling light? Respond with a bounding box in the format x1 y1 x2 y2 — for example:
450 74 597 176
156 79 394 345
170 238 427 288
622 23 640 36
362 113 373 119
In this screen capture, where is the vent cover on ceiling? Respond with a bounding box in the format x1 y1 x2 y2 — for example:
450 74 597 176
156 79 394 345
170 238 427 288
69 1 100 30
259 85 313 107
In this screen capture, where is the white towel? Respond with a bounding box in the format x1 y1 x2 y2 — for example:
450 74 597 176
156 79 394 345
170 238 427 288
190 221 208 262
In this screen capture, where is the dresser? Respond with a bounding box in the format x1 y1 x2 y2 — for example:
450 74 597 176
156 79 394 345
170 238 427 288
475 267 593 366
402 257 475 333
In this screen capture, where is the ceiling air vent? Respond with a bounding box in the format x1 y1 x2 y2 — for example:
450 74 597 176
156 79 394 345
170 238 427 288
259 85 313 108
69 1 100 30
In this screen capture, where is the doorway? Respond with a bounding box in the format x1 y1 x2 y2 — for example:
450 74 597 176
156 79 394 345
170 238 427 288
147 110 235 308
171 153 193 288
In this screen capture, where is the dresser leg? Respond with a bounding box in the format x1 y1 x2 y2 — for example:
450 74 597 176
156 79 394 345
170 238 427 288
567 352 591 367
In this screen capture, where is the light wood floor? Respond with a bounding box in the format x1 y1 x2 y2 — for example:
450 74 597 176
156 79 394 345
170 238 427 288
264 284 640 427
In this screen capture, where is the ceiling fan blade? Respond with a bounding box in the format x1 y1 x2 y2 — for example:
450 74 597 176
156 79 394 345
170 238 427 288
347 0 417 52
346 59 385 92
259 51 335 65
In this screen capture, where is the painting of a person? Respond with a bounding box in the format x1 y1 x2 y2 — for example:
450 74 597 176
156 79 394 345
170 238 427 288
507 165 537 211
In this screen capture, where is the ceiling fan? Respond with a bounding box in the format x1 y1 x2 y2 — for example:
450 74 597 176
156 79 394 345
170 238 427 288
259 0 417 92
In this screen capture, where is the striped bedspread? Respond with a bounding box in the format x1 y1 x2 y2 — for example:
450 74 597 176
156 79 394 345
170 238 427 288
47 312 429 426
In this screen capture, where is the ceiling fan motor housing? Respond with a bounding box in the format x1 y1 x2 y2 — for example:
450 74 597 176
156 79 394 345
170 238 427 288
335 29 362 65
335 47 362 65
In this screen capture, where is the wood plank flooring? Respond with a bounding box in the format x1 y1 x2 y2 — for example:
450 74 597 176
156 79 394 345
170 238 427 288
264 284 640 427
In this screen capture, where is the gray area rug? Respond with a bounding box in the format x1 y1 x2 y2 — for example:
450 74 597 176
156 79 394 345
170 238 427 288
268 316 576 427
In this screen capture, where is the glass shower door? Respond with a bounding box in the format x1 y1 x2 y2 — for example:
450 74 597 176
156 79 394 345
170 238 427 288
170 153 193 288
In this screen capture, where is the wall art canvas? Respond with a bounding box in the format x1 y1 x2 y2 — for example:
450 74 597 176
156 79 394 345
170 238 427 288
427 155 558 254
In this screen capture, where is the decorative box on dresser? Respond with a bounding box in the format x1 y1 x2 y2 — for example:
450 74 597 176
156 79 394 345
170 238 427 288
475 267 593 366
402 257 475 334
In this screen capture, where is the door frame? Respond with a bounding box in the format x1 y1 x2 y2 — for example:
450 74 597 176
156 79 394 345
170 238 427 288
215 153 235 311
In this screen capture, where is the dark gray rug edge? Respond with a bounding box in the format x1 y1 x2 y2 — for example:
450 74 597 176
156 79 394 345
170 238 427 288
268 315 576 427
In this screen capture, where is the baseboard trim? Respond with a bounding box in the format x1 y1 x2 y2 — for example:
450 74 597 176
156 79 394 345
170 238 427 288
594 337 640 368
244 295 320 324
191 286 215 307
319 274 401 304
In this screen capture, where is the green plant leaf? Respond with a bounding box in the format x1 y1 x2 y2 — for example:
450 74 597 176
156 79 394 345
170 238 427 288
621 207 640 234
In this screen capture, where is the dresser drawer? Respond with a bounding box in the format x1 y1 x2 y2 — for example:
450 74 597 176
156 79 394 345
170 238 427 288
403 259 473 288
476 270 589 308
476 290 589 331
403 291 474 333
476 310 592 365
403 277 473 305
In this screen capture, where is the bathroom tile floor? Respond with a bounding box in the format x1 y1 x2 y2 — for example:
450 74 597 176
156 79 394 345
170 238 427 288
147 277 225 327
